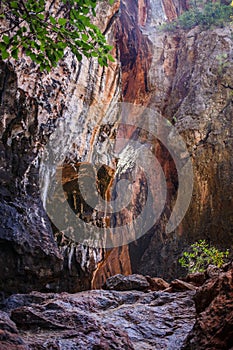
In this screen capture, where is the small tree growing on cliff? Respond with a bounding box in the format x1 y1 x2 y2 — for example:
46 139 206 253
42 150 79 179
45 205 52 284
0 0 115 71
161 0 233 31
179 240 229 273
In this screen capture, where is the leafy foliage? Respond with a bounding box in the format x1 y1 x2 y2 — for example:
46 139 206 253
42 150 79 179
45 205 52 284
161 1 233 31
179 240 229 273
0 0 115 71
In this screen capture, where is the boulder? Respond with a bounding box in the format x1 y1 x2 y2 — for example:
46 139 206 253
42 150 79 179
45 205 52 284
145 276 170 291
170 279 197 292
183 268 233 349
222 260 233 271
104 274 150 291
184 272 206 287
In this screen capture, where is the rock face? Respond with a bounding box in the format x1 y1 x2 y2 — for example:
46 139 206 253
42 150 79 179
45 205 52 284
183 266 233 350
95 0 233 283
1 0 233 294
0 311 28 350
1 268 233 350
1 289 195 350
0 0 122 294
132 23 233 280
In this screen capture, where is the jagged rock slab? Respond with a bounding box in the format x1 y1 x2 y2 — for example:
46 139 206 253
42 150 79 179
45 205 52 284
183 273 206 287
169 279 197 292
0 311 28 350
104 274 150 291
145 276 170 291
2 289 196 349
104 273 170 292
183 268 233 350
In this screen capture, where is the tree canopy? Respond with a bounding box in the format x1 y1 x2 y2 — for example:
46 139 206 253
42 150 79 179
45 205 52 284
0 0 115 71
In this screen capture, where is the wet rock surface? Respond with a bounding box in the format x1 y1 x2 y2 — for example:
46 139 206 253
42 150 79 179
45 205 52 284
92 0 233 286
115 0 233 283
0 0 121 294
1 289 195 350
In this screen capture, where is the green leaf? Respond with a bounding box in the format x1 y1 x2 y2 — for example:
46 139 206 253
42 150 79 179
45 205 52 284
98 57 103 65
56 50 64 60
76 53 82 61
58 18 67 26
105 44 113 50
11 48 18 59
82 33 89 42
1 50 9 59
3 35 10 45
107 54 115 62
91 51 98 57
10 1 18 9
57 41 67 49
26 50 36 61
49 16 56 25
40 44 45 52
37 14 45 20
0 42 7 50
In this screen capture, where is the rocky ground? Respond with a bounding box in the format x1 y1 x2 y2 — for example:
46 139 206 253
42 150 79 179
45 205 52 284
0 264 232 350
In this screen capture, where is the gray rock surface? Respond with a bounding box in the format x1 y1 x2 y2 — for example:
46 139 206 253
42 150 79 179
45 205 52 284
0 310 28 350
104 274 150 291
2 289 195 350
